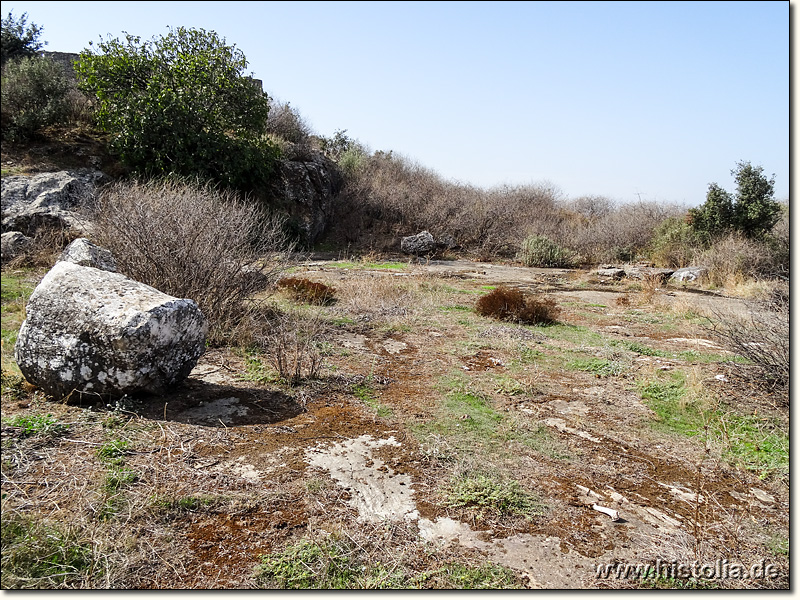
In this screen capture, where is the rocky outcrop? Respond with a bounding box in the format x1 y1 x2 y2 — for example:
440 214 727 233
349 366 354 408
1 170 105 236
1 231 32 263
58 237 117 271
15 260 207 399
269 154 342 245
401 231 436 256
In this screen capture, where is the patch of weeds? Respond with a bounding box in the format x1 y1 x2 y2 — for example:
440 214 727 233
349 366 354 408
352 381 392 418
513 422 573 461
678 350 749 364
0 273 35 302
1 514 98 589
254 537 399 589
241 351 276 384
567 356 625 377
151 494 219 516
444 472 546 519
639 374 711 437
96 438 130 464
715 413 788 481
492 375 529 396
438 304 473 313
512 345 545 366
534 322 607 346
423 562 523 589
3 413 68 437
102 466 139 493
615 340 671 357
766 535 789 557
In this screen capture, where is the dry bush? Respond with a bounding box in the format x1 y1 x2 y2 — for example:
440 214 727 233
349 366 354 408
705 284 789 395
4 226 79 269
697 233 776 288
256 308 329 385
475 286 560 325
329 150 563 256
278 277 337 305
90 178 293 344
264 99 315 160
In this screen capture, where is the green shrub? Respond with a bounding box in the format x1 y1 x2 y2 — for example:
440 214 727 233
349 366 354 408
518 234 575 267
1 55 70 141
475 286 560 325
76 27 280 191
649 216 702 268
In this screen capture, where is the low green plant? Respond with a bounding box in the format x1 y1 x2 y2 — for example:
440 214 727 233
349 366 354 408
518 234 575 267
1 514 98 589
567 356 625 377
444 473 545 519
254 537 388 589
102 466 139 493
96 439 130 463
423 563 523 589
3 413 67 437
639 375 710 437
352 382 392 418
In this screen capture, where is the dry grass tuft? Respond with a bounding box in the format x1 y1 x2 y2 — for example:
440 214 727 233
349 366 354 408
278 277 337 305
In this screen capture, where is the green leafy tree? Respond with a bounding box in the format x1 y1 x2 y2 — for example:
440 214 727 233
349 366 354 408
689 161 779 240
1 11 45 65
75 27 279 190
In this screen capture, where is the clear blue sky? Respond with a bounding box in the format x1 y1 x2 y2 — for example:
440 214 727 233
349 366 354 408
3 1 790 205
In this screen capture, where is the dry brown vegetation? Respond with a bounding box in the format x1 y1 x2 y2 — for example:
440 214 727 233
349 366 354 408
89 178 294 344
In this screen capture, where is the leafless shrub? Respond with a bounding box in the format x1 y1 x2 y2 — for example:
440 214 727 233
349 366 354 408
265 99 315 160
5 225 78 269
89 178 294 344
475 286 560 325
257 308 329 385
705 284 789 395
697 233 776 288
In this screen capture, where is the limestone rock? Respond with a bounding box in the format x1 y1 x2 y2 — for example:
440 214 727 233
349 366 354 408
1 170 105 236
1 231 32 263
15 261 207 399
401 231 436 256
58 237 117 272
596 267 625 279
671 266 708 282
624 266 674 282
268 154 342 245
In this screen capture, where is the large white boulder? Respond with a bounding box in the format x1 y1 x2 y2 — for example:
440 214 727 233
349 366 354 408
14 261 207 399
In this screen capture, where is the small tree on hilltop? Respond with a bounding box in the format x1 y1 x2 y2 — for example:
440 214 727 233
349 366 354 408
689 161 780 241
76 27 279 190
1 11 45 66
